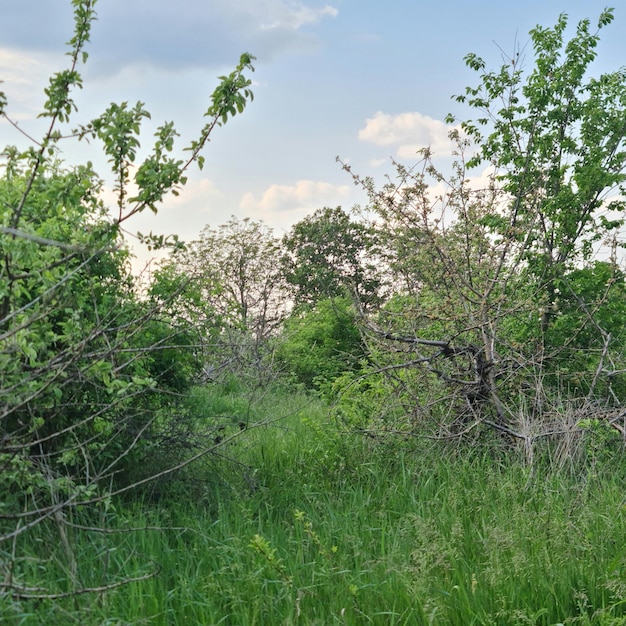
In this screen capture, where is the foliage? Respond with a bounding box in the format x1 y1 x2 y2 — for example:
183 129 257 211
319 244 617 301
152 217 289 384
450 8 626 331
339 9 626 457
0 0 255 602
510 261 626 399
278 297 367 391
281 206 382 308
135 316 202 393
180 217 287 340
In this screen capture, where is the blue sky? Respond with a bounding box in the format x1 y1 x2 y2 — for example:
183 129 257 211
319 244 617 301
1 1 624 265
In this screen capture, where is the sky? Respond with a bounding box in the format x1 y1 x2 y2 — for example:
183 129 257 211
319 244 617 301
1 1 624 268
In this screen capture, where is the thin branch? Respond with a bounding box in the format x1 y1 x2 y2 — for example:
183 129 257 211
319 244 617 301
2 564 160 600
0 113 43 146
0 226 111 251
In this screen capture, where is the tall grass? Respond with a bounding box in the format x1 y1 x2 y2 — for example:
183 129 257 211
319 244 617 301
2 384 625 625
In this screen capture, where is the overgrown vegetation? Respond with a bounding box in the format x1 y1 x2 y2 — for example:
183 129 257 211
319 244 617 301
335 7 626 459
1 3 626 623
0 0 256 604
2 387 626 624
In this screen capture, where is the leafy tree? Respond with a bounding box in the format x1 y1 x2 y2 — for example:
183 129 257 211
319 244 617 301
450 8 626 337
147 256 223 385
281 206 382 308
451 7 626 415
0 0 255 600
517 261 626 400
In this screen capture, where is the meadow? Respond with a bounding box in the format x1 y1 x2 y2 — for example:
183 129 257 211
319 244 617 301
4 383 625 625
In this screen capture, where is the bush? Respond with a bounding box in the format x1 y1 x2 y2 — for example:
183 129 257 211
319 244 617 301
277 297 366 391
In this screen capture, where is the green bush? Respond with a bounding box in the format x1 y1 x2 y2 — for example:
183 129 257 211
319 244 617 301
277 297 367 391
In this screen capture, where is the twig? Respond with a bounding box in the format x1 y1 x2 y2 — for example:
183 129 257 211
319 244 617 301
2 564 160 600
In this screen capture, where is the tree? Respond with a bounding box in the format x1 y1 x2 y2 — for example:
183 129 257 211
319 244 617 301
154 217 290 382
0 0 255 601
451 8 626 338
340 9 626 458
281 206 382 308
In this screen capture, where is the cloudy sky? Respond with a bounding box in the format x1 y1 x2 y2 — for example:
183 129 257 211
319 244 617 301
1 1 623 265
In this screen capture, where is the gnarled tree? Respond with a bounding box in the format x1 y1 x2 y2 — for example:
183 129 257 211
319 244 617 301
340 9 626 460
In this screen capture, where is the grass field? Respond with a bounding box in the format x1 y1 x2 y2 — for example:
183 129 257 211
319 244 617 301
3 385 626 625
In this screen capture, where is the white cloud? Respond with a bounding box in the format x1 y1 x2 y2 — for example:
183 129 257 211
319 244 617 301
369 157 388 168
259 4 338 30
0 48 46 87
239 180 353 228
241 180 350 213
358 111 458 158
0 48 58 120
99 176 224 238
135 177 225 238
165 178 223 208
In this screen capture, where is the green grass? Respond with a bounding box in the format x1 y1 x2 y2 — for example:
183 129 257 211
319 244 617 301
2 385 626 625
